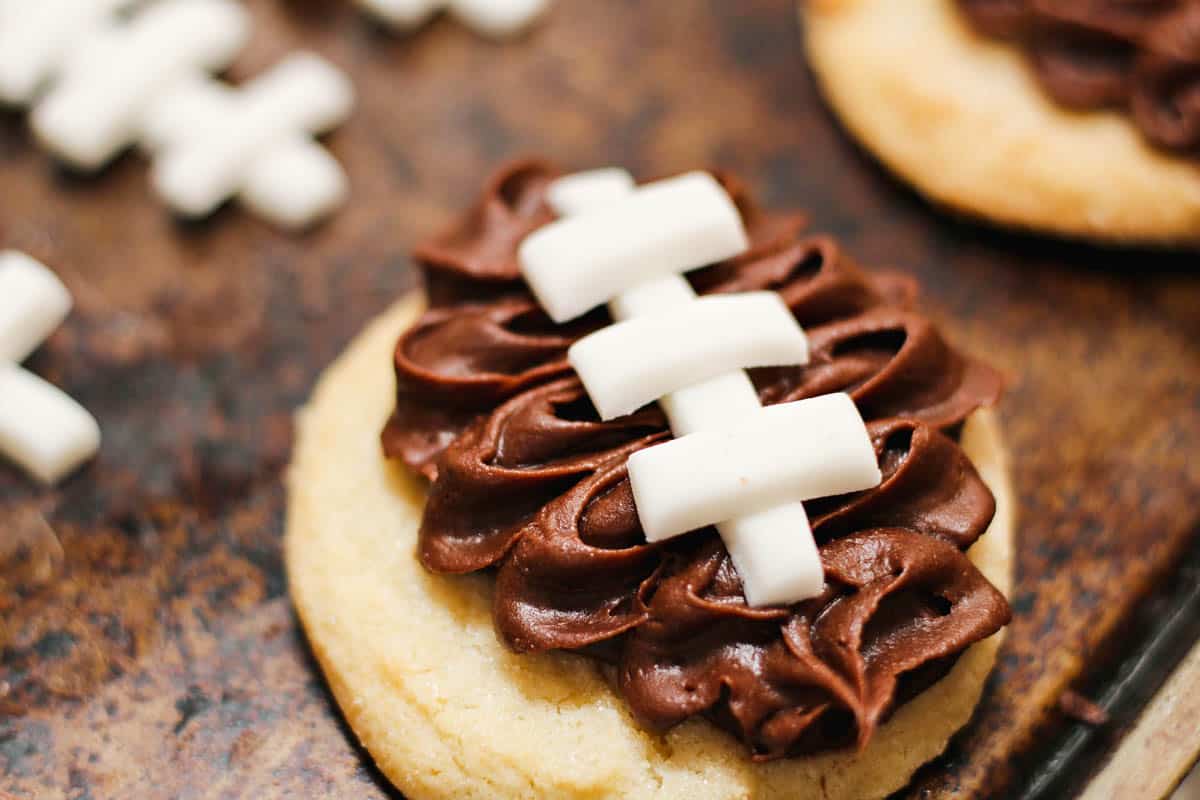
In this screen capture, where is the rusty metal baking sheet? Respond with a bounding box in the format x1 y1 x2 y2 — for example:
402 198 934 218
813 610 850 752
2 1 1198 797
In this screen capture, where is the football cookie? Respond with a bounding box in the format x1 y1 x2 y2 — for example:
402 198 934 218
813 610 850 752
803 0 1200 246
287 161 1015 800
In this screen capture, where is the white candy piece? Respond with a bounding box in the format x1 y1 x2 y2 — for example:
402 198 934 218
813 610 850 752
356 0 549 38
0 252 100 485
519 172 748 323
0 364 101 485
31 0 250 170
149 53 354 227
241 138 350 231
569 292 809 420
138 72 235 152
658 372 761 436
0 251 73 364
0 0 133 105
718 504 822 608
545 168 636 217
626 394 882 543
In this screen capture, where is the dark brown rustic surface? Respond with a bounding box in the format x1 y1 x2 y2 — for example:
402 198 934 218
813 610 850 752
1 1 1198 798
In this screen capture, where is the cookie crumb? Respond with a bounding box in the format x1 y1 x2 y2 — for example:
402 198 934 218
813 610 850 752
1059 690 1108 726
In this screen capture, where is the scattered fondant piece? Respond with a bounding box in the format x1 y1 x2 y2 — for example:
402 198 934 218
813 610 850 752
0 252 99 484
0 0 353 230
0 251 72 363
357 0 550 38
0 364 101 485
0 0 134 106
522 169 883 606
30 0 250 171
148 54 354 229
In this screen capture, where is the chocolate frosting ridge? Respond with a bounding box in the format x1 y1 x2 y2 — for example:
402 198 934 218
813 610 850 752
957 0 1200 157
620 529 1009 759
758 308 1004 429
419 379 665 573
415 159 559 305
382 298 607 480
384 162 1011 759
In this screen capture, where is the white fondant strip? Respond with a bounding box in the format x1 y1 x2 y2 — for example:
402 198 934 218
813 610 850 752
241 137 350 231
545 168 637 217
0 363 100 485
519 171 748 323
0 251 73 364
0 252 100 484
607 274 695 319
569 292 809 420
31 0 250 170
627 393 882 543
658 372 762 436
718 504 822 607
0 0 132 105
141 62 352 229
150 52 354 224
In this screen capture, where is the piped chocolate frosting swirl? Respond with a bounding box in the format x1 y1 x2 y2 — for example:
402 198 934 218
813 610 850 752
381 160 1011 760
957 0 1200 157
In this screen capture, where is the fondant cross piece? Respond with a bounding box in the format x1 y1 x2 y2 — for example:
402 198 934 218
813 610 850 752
17 0 251 170
142 54 355 229
519 171 882 606
0 0 354 230
356 0 549 38
0 252 100 485
0 0 138 107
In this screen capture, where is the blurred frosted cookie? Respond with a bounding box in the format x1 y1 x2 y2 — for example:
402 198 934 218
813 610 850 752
803 0 1200 246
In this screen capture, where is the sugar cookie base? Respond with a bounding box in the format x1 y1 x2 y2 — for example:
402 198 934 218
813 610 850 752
286 294 1015 800
803 0 1200 246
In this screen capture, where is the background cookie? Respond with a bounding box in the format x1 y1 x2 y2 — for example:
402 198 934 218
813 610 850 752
803 0 1200 246
286 294 1015 800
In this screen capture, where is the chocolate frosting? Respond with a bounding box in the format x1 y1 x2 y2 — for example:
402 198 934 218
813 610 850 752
957 0 1200 157
381 162 1011 759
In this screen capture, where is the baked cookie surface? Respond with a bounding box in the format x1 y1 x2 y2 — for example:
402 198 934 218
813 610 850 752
286 294 1015 800
803 0 1200 246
